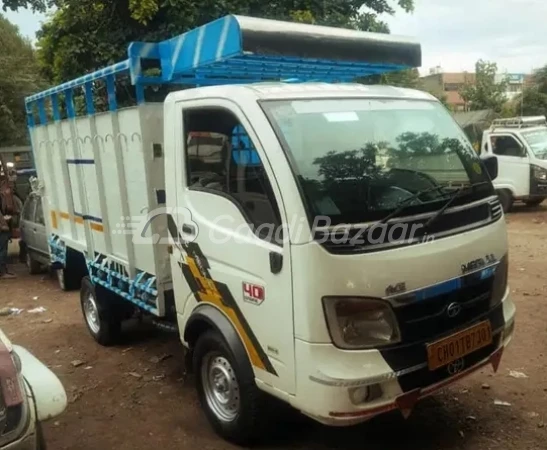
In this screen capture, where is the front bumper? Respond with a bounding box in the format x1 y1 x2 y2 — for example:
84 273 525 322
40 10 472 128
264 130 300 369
291 293 516 426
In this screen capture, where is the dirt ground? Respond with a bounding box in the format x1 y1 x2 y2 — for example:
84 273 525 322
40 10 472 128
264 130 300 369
1 204 547 450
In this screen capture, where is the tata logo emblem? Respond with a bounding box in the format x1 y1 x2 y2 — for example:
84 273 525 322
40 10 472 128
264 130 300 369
446 302 462 318
447 358 465 375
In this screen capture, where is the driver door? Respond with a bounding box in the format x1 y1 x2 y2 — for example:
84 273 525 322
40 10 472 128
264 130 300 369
485 133 529 196
170 99 296 394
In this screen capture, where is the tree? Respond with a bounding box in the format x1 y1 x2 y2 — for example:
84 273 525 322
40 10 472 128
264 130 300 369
0 15 44 146
33 0 415 85
1 0 53 12
361 68 420 89
459 60 508 112
514 64 547 117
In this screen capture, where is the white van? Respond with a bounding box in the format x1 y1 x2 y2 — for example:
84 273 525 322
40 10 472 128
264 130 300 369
480 116 547 212
25 15 515 445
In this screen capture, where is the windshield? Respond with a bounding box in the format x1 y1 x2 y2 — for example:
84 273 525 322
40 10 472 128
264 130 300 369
261 98 494 224
522 129 547 157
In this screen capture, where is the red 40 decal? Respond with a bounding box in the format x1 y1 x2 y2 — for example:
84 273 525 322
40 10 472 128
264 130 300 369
242 282 265 305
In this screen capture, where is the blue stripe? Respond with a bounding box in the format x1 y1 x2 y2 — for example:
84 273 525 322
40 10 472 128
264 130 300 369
66 159 95 165
407 266 498 302
415 278 462 302
74 212 103 224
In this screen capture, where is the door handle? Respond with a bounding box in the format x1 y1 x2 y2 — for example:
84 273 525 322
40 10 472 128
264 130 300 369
182 223 196 235
269 252 283 274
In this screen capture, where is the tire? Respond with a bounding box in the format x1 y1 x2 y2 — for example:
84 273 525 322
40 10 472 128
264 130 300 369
524 197 545 207
57 268 80 291
18 241 27 264
193 330 271 446
80 276 122 346
497 189 513 213
26 252 42 275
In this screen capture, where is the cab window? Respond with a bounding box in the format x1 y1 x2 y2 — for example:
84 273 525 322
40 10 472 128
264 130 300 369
491 135 527 158
183 107 282 240
35 199 45 225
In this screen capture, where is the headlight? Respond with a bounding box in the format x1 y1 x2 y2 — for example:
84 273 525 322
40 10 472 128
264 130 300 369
490 254 508 308
323 297 401 349
532 165 547 181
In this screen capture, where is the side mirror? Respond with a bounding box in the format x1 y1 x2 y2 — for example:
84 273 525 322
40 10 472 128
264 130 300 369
482 156 498 181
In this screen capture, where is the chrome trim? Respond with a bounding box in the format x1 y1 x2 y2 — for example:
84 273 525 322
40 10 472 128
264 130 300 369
385 260 500 302
309 362 428 387
314 195 499 232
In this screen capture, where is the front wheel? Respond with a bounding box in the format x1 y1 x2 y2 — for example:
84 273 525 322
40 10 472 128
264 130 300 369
80 277 122 346
193 330 271 446
497 189 513 213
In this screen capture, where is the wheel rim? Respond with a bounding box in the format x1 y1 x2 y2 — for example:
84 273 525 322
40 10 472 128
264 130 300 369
26 253 31 268
57 270 65 289
84 293 101 334
201 353 240 422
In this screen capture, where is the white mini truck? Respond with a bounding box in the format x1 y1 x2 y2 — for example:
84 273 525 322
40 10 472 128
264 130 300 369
480 116 547 212
26 16 516 444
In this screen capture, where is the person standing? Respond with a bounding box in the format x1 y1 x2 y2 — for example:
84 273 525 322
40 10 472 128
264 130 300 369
0 178 17 280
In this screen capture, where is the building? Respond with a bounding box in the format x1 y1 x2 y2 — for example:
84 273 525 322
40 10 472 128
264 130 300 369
421 71 476 111
495 73 534 100
421 69 533 111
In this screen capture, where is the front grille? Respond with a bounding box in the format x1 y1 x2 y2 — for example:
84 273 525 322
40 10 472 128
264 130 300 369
489 198 503 221
380 302 506 388
395 277 494 343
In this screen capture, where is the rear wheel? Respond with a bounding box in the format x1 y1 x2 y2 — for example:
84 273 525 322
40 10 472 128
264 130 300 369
57 268 80 291
193 330 271 446
26 253 42 275
497 189 513 213
80 277 122 346
524 197 545 207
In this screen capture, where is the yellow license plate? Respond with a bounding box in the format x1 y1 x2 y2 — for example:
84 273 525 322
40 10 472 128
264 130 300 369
427 321 493 371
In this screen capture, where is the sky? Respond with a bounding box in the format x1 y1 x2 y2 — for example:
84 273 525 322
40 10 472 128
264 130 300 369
382 0 547 75
3 0 547 75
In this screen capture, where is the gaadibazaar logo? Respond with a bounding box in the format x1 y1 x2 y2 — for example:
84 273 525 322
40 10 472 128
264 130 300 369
114 207 434 247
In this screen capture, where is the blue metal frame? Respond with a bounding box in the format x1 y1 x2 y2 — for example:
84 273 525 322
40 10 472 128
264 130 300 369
25 14 419 128
49 235 67 265
87 253 159 314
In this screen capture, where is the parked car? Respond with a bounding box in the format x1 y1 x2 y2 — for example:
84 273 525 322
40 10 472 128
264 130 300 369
0 327 67 449
18 193 48 276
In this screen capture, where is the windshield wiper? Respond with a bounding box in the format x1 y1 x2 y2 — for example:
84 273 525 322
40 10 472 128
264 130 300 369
379 185 449 224
423 181 492 229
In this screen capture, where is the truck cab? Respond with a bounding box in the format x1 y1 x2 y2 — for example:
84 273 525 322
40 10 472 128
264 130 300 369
480 116 547 212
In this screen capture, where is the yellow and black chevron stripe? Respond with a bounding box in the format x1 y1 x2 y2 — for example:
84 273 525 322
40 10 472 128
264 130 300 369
168 215 277 376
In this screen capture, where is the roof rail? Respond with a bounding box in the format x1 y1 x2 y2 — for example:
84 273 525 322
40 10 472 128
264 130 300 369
25 15 421 126
491 116 547 129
